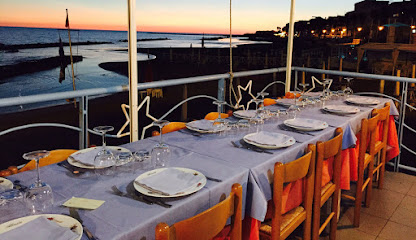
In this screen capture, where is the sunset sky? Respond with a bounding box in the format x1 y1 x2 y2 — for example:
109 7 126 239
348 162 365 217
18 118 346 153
0 0 394 34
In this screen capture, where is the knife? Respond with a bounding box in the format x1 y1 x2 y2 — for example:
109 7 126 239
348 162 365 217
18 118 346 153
69 208 97 240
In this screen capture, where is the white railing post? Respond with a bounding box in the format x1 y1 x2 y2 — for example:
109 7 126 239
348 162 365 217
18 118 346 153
78 96 88 149
218 78 225 112
285 0 296 93
396 81 409 172
127 0 139 142
294 70 298 91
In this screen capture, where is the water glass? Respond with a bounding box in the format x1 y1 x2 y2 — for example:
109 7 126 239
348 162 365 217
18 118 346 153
26 183 54 214
0 189 27 223
152 120 171 168
134 150 154 170
115 151 134 173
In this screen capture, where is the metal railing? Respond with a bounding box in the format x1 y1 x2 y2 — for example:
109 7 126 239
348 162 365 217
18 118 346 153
0 66 415 172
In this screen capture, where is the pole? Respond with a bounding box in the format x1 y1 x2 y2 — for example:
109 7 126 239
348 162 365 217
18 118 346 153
66 9 76 91
285 0 296 93
127 0 138 142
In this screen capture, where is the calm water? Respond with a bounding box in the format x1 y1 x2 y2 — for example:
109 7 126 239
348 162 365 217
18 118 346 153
0 27 268 113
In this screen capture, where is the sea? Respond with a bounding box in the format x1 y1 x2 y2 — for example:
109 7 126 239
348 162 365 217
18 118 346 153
0 26 268 113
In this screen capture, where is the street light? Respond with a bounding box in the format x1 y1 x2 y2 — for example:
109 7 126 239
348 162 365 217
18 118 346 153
357 27 363 32
378 26 384 31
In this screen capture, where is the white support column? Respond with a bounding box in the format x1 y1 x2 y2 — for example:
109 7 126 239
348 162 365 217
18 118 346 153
127 0 138 142
285 0 296 93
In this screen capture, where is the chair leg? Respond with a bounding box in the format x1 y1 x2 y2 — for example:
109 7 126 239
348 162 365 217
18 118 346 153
365 163 374 208
354 176 363 227
378 147 387 189
312 202 321 240
330 190 340 240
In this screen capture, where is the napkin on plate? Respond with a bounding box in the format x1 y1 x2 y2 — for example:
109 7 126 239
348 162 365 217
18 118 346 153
286 118 324 128
245 131 291 146
137 168 203 195
324 105 359 113
348 97 379 105
234 110 256 118
70 147 103 166
0 216 79 240
187 120 220 131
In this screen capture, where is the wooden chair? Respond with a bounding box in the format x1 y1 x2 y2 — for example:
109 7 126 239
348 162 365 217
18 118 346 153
371 102 390 189
155 183 243 240
204 112 230 120
19 149 77 172
259 144 316 240
312 128 343 240
342 113 380 227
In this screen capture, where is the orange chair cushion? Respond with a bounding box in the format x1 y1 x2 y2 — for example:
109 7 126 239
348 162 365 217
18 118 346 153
204 112 229 121
19 149 77 172
161 122 186 134
263 98 277 106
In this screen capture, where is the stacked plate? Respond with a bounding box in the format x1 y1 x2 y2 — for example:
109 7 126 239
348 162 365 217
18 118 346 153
133 167 206 198
323 105 360 115
233 110 257 119
284 118 328 131
243 131 295 149
346 96 380 105
186 120 228 133
275 98 303 108
67 146 131 169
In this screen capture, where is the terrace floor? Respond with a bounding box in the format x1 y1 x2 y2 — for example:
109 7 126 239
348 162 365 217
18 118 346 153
323 170 416 240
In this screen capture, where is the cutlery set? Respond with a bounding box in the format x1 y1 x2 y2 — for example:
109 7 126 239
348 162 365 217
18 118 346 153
111 185 172 208
231 140 273 154
69 208 97 240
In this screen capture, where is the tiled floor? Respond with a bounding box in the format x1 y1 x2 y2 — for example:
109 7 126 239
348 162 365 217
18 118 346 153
331 171 416 240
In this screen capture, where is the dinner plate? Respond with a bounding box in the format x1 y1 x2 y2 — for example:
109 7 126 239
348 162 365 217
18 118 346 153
284 118 328 131
0 214 82 240
345 96 380 105
0 177 13 192
233 110 257 119
275 98 303 107
133 167 207 198
243 132 295 149
186 120 228 133
323 105 360 115
67 146 131 169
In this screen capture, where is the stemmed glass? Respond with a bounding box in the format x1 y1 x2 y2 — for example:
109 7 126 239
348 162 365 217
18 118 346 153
152 120 171 168
249 98 265 125
344 77 354 97
322 79 332 99
299 83 310 107
212 100 227 127
22 150 54 214
93 126 116 176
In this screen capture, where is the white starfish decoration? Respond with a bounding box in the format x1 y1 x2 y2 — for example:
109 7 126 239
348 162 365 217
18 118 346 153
116 96 158 140
233 80 257 110
306 76 332 93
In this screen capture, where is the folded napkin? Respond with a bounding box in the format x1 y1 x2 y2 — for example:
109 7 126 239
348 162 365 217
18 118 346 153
187 120 222 131
233 110 256 118
0 216 79 240
245 131 291 146
324 105 359 113
348 97 379 105
286 118 325 128
70 147 104 166
137 168 203 196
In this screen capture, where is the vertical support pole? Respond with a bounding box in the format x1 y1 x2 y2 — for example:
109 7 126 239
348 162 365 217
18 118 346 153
380 80 385 94
302 64 306 84
412 64 415 87
294 70 298 92
396 81 408 172
78 96 88 149
218 78 226 112
322 61 326 80
285 0 296 93
182 84 188 121
272 72 278 97
339 58 343 83
127 0 138 142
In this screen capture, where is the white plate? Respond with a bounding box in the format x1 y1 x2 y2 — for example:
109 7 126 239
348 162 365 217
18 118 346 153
0 177 13 192
346 96 380 105
67 146 131 169
243 132 295 149
284 118 328 131
0 214 82 240
134 167 206 198
323 105 360 115
233 110 257 119
275 99 303 107
186 120 228 133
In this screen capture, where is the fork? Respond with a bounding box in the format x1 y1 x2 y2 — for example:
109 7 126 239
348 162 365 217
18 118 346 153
111 186 153 205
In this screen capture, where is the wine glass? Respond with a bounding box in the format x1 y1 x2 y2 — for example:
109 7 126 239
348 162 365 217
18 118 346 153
152 120 171 168
322 79 332 99
344 77 354 97
22 150 54 214
249 98 265 125
212 100 227 127
93 126 116 176
299 83 310 107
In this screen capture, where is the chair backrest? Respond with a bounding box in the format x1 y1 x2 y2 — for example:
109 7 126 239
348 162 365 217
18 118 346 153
162 122 187 134
371 102 390 146
155 183 243 240
359 113 380 157
314 128 343 190
19 149 77 172
204 112 230 120
271 144 316 240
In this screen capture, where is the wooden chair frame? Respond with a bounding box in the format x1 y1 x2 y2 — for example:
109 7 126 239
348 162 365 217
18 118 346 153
155 183 243 240
260 144 316 240
371 102 390 189
312 128 343 240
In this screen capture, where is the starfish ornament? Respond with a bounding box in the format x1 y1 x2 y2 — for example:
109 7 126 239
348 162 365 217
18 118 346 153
233 80 256 110
306 76 332 93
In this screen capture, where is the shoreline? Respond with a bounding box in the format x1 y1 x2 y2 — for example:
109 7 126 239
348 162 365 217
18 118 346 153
0 41 112 51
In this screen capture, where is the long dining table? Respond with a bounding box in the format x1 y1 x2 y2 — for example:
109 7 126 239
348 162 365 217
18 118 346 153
5 95 398 240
